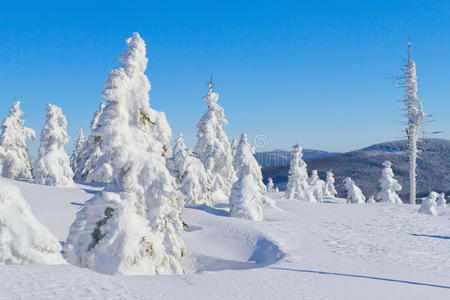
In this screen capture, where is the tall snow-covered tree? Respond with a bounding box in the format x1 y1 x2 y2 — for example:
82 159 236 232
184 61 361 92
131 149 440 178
267 177 275 192
376 161 402 204
172 133 212 206
400 42 426 205
419 191 439 215
230 165 264 221
233 133 266 193
308 170 325 202
0 101 36 179
194 78 237 198
33 104 74 187
64 33 185 276
343 177 365 204
285 145 315 202
70 128 87 174
323 170 337 198
231 138 238 159
0 181 66 265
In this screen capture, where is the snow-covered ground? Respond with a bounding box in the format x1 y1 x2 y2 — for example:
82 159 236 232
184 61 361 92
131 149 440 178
1 177 449 299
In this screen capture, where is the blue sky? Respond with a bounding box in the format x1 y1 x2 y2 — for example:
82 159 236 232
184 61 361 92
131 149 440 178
1 0 449 154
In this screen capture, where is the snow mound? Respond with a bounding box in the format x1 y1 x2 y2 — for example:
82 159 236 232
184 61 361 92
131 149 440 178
0 182 66 265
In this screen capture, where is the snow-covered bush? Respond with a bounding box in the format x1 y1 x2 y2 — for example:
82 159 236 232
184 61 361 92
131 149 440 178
308 170 325 202
70 128 87 174
267 177 275 192
323 170 337 198
436 193 447 207
33 104 74 187
0 182 66 265
173 133 212 206
285 145 315 202
64 33 185 276
194 82 237 198
376 161 402 204
343 177 366 204
367 196 376 204
419 191 439 216
233 133 266 193
0 101 36 179
230 165 264 221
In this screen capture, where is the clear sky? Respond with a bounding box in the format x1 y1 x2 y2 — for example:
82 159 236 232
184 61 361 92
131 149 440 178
0 0 449 155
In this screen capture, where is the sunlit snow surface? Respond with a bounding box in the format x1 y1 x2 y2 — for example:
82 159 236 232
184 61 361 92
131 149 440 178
0 177 449 299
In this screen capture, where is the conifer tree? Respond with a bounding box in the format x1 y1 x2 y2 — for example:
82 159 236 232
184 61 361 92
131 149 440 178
267 177 275 192
419 191 439 215
308 170 325 202
194 77 237 198
323 170 337 198
376 161 402 204
70 128 87 174
343 177 365 204
436 193 447 207
0 101 36 179
33 104 74 187
233 133 266 193
285 145 315 202
64 33 185 275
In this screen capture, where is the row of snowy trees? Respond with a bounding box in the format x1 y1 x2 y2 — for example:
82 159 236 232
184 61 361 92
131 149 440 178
282 145 409 204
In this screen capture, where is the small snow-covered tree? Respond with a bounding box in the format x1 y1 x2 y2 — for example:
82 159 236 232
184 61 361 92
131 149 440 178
73 102 111 182
367 196 376 204
33 104 74 187
343 177 365 204
419 191 439 215
0 101 36 179
308 170 325 202
267 177 275 192
70 128 87 174
436 193 447 207
64 33 185 276
233 133 266 193
172 133 212 206
231 138 238 159
376 161 403 204
323 170 337 198
285 145 315 202
230 165 264 221
0 181 66 265
194 78 237 198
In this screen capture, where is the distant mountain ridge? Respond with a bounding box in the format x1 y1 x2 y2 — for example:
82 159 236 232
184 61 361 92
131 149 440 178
254 148 338 167
261 138 450 201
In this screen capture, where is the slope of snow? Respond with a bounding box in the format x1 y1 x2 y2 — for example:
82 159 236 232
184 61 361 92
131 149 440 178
0 179 449 299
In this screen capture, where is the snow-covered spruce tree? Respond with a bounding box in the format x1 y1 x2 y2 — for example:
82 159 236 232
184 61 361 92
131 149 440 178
400 42 426 205
72 102 111 183
436 193 447 207
308 170 325 202
375 161 402 204
343 177 366 204
230 165 264 221
419 191 439 216
0 181 66 265
33 104 74 187
172 133 212 206
267 177 275 192
194 78 237 198
231 138 238 159
0 101 36 179
284 145 315 202
233 133 266 193
70 128 87 174
64 33 185 275
323 170 337 198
